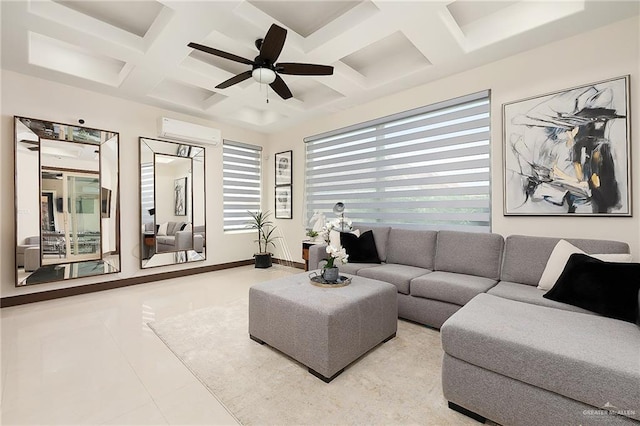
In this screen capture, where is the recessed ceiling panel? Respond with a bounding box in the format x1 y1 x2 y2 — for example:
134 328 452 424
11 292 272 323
248 0 362 37
341 31 431 81
447 1 519 31
287 79 345 106
149 79 219 110
28 32 125 86
189 50 249 77
54 0 164 37
232 106 286 126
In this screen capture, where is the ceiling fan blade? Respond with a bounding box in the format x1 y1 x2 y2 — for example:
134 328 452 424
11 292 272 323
277 63 334 76
216 70 253 89
188 42 254 66
270 74 293 100
259 24 287 63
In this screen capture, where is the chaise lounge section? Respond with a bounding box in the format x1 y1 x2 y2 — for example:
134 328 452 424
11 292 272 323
309 226 638 424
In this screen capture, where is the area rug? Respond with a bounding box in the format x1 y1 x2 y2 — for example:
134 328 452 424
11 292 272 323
149 299 477 425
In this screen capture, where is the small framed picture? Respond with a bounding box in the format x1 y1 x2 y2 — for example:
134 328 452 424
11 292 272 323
177 144 191 157
275 150 292 186
275 185 292 219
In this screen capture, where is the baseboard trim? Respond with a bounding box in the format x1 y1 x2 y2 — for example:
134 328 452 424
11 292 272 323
1 259 256 308
272 258 305 269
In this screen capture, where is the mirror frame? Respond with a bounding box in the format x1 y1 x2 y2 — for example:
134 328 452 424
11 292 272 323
139 137 206 268
14 116 121 286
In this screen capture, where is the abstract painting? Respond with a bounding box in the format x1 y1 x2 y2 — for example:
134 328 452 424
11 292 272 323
503 76 630 216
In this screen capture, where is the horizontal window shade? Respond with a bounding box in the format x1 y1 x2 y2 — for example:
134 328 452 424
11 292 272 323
141 163 154 225
223 140 262 231
305 91 491 232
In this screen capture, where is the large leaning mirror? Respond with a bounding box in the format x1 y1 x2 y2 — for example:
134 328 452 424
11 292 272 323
139 137 206 268
14 116 120 286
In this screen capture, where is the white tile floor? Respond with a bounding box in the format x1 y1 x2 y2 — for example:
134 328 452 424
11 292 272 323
1 264 300 425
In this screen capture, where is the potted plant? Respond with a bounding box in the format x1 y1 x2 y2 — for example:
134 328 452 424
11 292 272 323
247 210 280 268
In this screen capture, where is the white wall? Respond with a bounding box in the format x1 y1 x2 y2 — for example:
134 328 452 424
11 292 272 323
266 16 640 262
3 16 638 298
1 71 268 297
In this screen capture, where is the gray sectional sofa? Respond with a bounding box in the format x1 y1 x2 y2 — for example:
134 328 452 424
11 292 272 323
148 221 205 253
308 226 639 425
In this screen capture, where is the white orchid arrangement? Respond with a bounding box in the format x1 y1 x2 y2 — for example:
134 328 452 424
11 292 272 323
325 245 349 268
320 217 352 268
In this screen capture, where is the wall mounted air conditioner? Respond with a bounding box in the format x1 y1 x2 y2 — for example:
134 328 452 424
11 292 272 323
158 117 221 146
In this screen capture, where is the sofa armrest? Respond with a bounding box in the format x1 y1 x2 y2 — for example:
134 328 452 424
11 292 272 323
174 230 193 250
194 235 204 253
308 243 328 270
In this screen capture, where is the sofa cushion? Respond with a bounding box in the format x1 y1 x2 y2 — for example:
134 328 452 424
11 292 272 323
410 271 497 306
500 235 630 286
487 282 595 314
441 294 640 421
385 228 437 269
354 225 391 262
537 240 585 290
341 230 381 263
330 229 359 248
157 222 168 236
434 231 504 280
339 262 380 275
358 264 430 295
544 254 640 323
167 221 185 236
156 236 174 245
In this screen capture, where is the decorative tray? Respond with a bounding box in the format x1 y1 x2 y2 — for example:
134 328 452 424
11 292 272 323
310 275 352 288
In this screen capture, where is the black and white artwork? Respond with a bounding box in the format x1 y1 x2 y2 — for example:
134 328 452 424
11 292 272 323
503 76 630 216
275 150 292 186
174 177 187 216
275 185 292 219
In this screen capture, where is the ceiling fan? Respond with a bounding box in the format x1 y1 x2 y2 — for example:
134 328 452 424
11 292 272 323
188 24 333 100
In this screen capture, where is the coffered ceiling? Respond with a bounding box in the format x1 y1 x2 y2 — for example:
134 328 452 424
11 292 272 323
1 1 638 133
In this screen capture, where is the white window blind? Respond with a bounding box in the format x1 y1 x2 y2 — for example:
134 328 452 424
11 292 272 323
223 140 262 232
141 163 154 227
305 91 491 232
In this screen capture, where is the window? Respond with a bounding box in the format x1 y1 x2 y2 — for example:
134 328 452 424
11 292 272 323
140 163 154 227
223 140 262 232
305 91 491 232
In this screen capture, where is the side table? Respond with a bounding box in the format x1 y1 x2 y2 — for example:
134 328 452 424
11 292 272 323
302 240 321 271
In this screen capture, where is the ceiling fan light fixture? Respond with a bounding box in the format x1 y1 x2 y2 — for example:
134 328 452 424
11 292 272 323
252 68 276 84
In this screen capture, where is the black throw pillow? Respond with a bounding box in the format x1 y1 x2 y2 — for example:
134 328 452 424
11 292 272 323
340 230 381 264
543 253 640 323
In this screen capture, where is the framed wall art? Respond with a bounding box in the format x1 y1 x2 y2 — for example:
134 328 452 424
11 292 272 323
275 185 292 219
275 150 292 186
174 177 187 216
503 75 630 216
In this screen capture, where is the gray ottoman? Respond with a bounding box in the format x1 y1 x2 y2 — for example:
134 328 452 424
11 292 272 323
249 272 398 382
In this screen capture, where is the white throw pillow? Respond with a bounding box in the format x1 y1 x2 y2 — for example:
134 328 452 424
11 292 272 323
157 222 168 236
183 223 192 233
329 229 360 249
589 253 633 262
537 240 585 291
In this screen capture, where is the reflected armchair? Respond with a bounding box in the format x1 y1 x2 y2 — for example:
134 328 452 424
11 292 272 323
17 236 39 267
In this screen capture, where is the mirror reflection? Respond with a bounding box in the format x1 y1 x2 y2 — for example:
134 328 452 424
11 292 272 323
15 117 120 286
139 137 206 268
